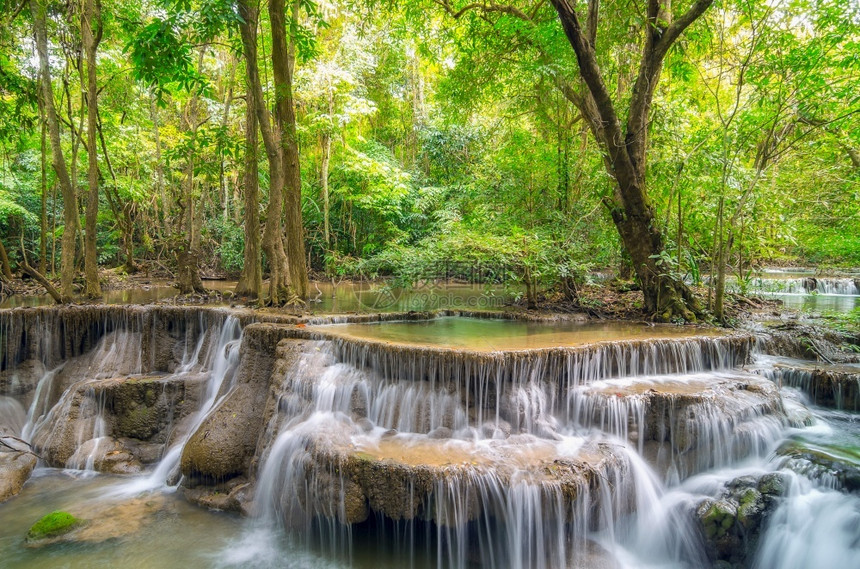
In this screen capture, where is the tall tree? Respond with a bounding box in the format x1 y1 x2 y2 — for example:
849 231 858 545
431 0 713 319
31 0 76 301
81 0 103 297
238 0 309 304
548 0 712 321
234 51 262 298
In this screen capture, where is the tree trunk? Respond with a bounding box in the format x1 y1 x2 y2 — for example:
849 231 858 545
176 250 204 294
150 97 167 228
39 95 48 274
235 82 262 298
239 0 306 304
0 238 12 280
238 0 287 304
20 255 62 304
320 131 331 248
550 0 711 321
176 51 206 295
219 56 236 222
31 0 75 302
81 0 102 298
269 0 309 301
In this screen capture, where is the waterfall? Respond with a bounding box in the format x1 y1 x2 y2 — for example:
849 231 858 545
247 337 742 569
753 473 860 569
3 306 858 568
3 308 244 484
115 316 243 493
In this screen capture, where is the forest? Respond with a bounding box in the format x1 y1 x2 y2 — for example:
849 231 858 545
0 0 858 321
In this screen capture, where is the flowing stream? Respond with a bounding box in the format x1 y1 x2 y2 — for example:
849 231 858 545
0 308 858 568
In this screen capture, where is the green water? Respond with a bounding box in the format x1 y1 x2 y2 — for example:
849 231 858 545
313 316 722 351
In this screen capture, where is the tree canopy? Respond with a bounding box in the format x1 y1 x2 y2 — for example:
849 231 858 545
0 0 857 318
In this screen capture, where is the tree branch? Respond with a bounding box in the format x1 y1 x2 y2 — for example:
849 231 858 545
432 0 534 21
657 0 714 56
550 0 625 157
19 236 64 303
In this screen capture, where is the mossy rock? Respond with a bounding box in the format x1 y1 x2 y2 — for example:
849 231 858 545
26 511 86 541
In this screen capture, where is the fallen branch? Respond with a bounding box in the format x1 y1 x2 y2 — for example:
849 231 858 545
19 237 64 303
0 435 43 459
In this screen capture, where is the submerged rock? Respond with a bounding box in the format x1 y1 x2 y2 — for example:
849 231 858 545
0 450 37 502
24 494 172 548
182 479 250 513
776 440 860 493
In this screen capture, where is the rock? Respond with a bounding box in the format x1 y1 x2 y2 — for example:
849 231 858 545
30 371 204 471
25 494 172 548
287 418 632 528
182 480 249 513
0 359 46 401
181 384 260 480
0 451 37 502
0 396 27 436
758 472 789 498
105 374 201 442
776 440 860 493
67 438 143 474
180 334 305 484
574 373 785 480
695 472 788 566
699 499 738 540
428 426 453 439
766 362 860 410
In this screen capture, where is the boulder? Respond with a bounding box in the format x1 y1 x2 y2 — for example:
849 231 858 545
180 330 304 484
695 472 788 565
0 451 37 502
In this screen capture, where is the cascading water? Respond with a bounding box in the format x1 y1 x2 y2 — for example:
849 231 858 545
0 308 244 486
241 327 774 569
2 308 859 568
116 315 244 493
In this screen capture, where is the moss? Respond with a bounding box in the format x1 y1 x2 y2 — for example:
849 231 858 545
26 511 84 541
116 404 159 439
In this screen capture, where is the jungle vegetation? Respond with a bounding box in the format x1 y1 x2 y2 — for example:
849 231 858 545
0 0 858 319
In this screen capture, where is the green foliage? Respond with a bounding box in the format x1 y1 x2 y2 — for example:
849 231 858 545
205 218 245 274
0 0 857 289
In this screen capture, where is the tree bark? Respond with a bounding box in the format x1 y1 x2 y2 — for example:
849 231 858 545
176 51 206 295
320 131 331 248
235 81 262 298
31 0 74 302
0 238 13 280
239 0 307 304
39 93 48 274
269 0 309 301
81 0 102 298
550 0 711 321
20 256 62 304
